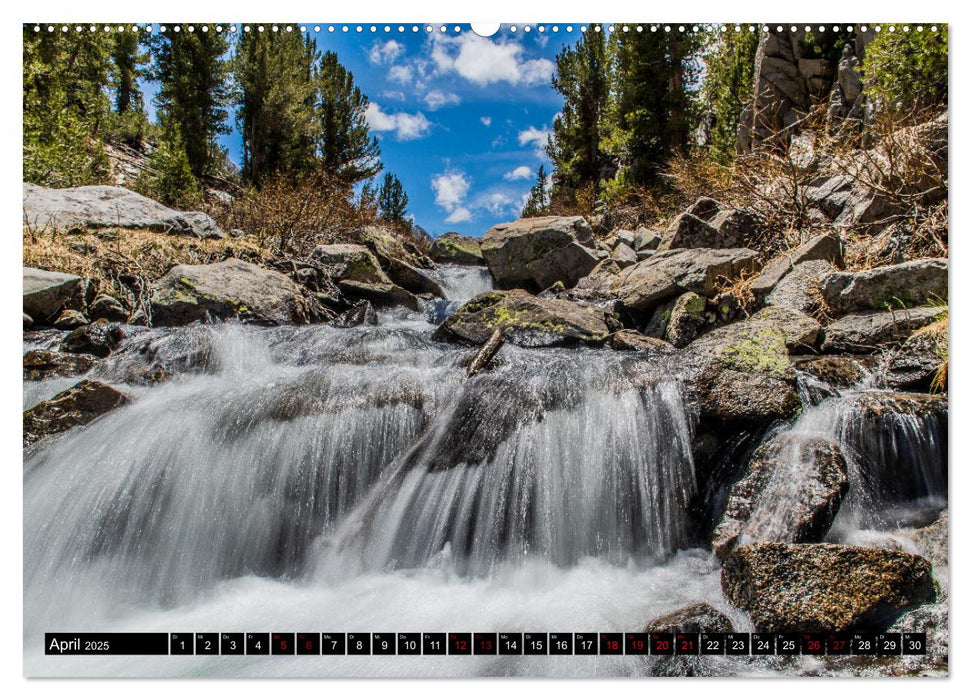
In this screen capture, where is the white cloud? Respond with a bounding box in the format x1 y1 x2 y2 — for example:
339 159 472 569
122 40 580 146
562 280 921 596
444 207 473 224
424 89 461 111
482 193 514 215
369 40 404 65
388 65 414 83
504 165 533 181
382 90 406 101
432 171 470 210
480 116 492 127
518 126 551 149
365 103 432 141
429 33 555 87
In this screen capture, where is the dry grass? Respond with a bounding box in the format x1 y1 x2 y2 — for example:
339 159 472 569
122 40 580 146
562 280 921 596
23 227 270 313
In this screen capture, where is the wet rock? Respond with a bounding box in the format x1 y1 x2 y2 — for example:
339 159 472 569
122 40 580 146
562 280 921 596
23 267 82 323
645 603 735 633
151 259 317 326
434 290 612 348
721 542 936 632
88 293 129 323
764 260 833 314
480 216 602 290
23 313 33 329
332 301 378 328
53 309 89 330
712 434 849 559
336 280 420 312
23 379 128 446
355 226 443 297
896 511 948 569
23 349 95 380
429 232 484 265
608 329 676 353
819 258 948 314
822 306 942 353
750 232 843 298
59 320 125 357
883 324 947 391
22 183 224 238
791 355 876 389
612 248 761 312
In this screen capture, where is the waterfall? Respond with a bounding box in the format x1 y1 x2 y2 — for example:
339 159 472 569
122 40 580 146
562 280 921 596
422 264 495 324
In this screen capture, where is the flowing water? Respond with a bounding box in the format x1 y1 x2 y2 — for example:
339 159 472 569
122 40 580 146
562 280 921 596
22 267 946 677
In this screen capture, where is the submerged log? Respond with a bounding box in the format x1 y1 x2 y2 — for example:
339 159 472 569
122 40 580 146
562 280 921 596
466 328 505 377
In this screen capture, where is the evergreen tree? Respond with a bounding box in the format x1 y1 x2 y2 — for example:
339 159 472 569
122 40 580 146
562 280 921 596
236 30 317 185
377 172 409 223
700 28 760 162
521 165 550 217
108 30 150 146
546 25 611 195
147 27 231 178
316 51 382 186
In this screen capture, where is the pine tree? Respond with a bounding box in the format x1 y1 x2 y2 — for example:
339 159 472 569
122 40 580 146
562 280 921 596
701 28 761 162
316 51 382 186
546 25 611 195
108 30 149 146
521 165 550 217
236 30 318 185
147 27 231 178
377 172 409 223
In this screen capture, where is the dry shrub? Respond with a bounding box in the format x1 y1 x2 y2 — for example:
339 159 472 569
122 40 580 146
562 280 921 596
220 169 375 256
23 227 268 316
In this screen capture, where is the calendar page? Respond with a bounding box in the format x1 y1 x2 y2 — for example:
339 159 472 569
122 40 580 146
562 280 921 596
22 20 948 679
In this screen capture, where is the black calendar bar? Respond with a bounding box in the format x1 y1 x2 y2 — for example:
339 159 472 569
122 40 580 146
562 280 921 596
44 631 919 656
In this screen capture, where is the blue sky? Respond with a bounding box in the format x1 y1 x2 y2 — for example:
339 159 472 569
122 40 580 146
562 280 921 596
208 25 580 238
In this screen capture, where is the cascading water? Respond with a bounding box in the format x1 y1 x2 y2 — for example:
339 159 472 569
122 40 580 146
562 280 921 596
422 263 495 324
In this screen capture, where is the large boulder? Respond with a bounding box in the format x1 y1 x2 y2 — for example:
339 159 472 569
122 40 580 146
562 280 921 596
433 290 613 348
658 213 735 251
23 267 82 323
749 306 822 350
750 232 843 298
23 379 128 446
355 226 443 296
151 259 317 326
664 292 713 348
429 232 485 265
764 259 832 314
22 183 223 239
819 258 948 313
565 259 623 304
683 313 803 423
883 323 947 391
721 542 936 632
822 306 942 353
612 248 761 312
711 434 849 559
480 216 602 290
311 243 420 310
645 603 734 633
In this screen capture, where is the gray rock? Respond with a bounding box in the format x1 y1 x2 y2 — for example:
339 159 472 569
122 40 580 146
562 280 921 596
59 320 125 357
612 229 637 249
612 248 761 312
567 259 623 303
820 258 947 313
610 242 639 267
23 379 129 446
88 294 129 323
434 290 612 348
883 324 947 391
356 226 443 297
664 292 712 348
331 301 378 328
658 213 736 252
750 232 844 298
23 267 82 322
429 232 484 265
608 329 676 353
750 306 822 351
712 434 849 559
151 259 317 326
721 542 936 632
22 183 224 239
633 227 662 252
480 216 602 290
645 603 735 633
791 355 877 389
53 309 89 330
311 243 391 285
336 280 420 312
822 306 943 353
765 260 833 314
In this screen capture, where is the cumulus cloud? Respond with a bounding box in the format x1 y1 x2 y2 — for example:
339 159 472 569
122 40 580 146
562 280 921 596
365 103 432 141
504 165 533 181
518 126 551 149
430 33 554 87
444 206 473 224
424 90 461 111
368 40 404 65
382 90 406 101
480 116 492 127
482 192 515 216
432 171 471 210
388 65 414 84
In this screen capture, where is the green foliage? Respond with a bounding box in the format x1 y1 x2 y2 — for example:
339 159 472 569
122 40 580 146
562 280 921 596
136 125 201 209
701 28 760 163
147 27 231 178
377 172 409 223
316 51 382 186
235 30 318 185
521 165 550 217
863 26 948 112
